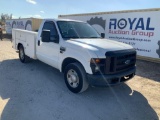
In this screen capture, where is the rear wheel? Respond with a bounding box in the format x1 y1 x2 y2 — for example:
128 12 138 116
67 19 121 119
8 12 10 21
19 45 30 63
64 62 89 93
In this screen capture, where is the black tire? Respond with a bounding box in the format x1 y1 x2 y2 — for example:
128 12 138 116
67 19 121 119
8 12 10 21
64 62 89 93
19 45 30 63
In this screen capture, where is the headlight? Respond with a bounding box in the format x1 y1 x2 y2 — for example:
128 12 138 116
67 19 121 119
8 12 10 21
90 58 106 74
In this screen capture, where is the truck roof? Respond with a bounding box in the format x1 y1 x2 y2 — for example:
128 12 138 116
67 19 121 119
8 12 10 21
43 18 86 23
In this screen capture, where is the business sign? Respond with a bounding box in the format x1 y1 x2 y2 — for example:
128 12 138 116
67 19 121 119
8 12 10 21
59 11 160 59
5 19 32 34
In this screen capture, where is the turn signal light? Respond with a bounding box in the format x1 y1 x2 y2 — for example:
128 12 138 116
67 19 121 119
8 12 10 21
90 58 101 64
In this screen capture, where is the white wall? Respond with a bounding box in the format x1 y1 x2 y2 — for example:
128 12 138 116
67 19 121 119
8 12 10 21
5 19 32 34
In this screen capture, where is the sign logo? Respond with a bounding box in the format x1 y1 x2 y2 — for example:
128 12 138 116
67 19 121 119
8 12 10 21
87 17 106 30
109 18 155 30
117 19 127 29
109 17 155 38
125 60 131 65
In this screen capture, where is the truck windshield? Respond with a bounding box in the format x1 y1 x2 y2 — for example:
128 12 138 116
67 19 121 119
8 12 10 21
57 21 101 39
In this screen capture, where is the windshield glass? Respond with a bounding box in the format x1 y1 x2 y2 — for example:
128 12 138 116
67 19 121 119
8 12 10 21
57 21 101 39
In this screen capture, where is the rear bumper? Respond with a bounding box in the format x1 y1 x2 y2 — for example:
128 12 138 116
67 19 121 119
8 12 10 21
87 66 136 87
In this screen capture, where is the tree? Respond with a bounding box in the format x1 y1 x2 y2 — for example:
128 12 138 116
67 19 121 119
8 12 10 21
10 14 12 19
0 13 12 22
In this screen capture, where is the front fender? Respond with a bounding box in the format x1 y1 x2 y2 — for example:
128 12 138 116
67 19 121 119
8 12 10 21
58 47 97 74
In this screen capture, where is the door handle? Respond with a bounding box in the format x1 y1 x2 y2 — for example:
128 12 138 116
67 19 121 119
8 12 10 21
38 41 40 46
60 47 66 53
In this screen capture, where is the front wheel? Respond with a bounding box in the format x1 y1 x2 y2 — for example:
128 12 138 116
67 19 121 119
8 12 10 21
64 62 89 93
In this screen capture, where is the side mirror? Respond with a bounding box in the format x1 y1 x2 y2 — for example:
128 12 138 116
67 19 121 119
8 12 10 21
42 30 50 42
101 33 105 38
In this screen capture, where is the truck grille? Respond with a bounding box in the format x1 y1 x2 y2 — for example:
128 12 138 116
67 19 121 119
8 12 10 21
105 49 136 74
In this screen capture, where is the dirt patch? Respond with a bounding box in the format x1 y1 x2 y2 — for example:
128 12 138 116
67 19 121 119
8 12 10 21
0 38 160 120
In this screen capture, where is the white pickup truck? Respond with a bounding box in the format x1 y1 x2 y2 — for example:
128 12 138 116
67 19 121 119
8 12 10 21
12 19 136 93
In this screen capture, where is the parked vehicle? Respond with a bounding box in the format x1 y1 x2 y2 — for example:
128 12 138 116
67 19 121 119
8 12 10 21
12 19 136 93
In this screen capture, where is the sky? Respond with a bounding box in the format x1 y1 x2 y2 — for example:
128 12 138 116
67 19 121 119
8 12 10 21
0 0 160 19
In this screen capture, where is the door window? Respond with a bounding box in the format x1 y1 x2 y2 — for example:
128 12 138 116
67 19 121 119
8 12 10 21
42 21 59 43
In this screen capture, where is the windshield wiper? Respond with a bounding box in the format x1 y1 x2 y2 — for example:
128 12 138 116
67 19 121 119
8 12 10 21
70 36 80 39
88 37 101 38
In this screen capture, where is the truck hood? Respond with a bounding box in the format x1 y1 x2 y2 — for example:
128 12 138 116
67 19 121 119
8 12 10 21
66 38 133 57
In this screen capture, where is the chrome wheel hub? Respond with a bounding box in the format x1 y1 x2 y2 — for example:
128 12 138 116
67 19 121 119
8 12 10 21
67 69 79 88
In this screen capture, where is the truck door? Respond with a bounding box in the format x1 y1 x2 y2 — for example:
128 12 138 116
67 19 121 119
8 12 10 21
36 21 60 69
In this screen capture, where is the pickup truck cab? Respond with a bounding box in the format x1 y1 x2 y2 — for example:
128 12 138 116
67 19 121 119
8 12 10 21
12 19 136 93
